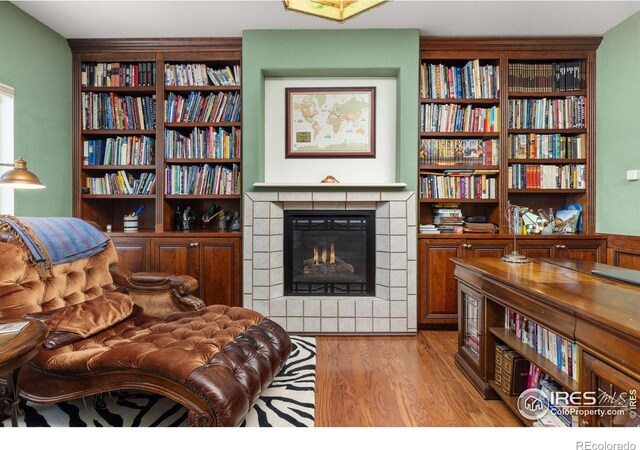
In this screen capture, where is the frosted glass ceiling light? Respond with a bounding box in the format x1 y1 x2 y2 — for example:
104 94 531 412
283 0 386 22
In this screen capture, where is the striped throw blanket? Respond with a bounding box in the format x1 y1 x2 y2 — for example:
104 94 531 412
0 216 109 278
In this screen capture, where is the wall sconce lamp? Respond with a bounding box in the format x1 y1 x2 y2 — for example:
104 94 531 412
283 0 386 22
0 157 45 189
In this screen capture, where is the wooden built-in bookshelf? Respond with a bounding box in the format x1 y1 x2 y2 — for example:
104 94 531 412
69 39 244 308
70 39 243 234
417 37 603 328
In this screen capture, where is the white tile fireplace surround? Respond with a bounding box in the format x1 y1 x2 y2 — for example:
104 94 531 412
243 191 417 335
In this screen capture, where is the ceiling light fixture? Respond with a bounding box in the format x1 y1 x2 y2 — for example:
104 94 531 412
283 0 386 22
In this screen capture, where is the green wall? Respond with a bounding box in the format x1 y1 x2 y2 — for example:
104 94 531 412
0 2 71 216
242 29 419 191
596 11 640 235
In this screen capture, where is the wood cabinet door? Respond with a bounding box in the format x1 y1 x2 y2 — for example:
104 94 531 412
464 239 512 258
110 237 151 273
197 238 242 307
418 239 463 327
152 238 194 287
557 239 605 262
581 352 640 427
516 239 556 259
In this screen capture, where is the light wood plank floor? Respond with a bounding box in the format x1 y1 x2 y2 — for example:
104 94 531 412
315 330 521 427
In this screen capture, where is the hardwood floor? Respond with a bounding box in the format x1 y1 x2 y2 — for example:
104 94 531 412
314 330 522 427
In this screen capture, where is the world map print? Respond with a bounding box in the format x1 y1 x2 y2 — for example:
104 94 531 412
287 88 374 156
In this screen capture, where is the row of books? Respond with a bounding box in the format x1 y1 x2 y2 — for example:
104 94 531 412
81 62 156 88
419 138 499 166
164 64 241 87
82 93 156 130
505 308 579 381
84 136 155 166
420 60 500 99
165 164 240 195
86 171 156 195
509 133 586 159
164 92 241 123
508 97 585 129
508 164 586 190
420 170 498 200
420 104 500 133
495 343 577 427
165 127 241 160
508 61 586 93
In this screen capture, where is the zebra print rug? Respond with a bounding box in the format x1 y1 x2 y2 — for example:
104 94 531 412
2 336 315 428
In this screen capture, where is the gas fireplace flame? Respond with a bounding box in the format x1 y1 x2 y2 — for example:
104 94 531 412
313 243 336 265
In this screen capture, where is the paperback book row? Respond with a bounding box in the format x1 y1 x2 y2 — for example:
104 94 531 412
508 61 586 93
508 164 586 190
165 127 241 159
165 164 240 195
505 308 580 381
82 93 156 130
420 59 499 99
495 343 577 427
419 138 499 166
164 92 241 123
508 97 585 130
509 133 586 159
81 62 156 88
420 170 498 200
420 104 499 133
86 171 156 195
84 136 155 166
164 64 241 87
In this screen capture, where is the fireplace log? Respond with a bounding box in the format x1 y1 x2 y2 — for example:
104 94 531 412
302 256 354 275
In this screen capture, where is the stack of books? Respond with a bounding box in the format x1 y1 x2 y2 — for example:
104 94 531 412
433 206 464 234
419 224 440 235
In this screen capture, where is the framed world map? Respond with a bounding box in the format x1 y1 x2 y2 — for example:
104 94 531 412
285 87 376 158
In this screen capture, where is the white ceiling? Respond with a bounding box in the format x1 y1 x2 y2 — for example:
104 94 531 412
12 0 640 39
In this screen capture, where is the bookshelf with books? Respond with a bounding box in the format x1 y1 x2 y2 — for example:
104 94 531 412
417 38 603 328
70 39 243 308
453 257 640 428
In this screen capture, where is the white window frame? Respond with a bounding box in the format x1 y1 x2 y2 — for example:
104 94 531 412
0 83 15 215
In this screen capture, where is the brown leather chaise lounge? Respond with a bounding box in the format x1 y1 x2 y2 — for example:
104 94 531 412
0 226 291 426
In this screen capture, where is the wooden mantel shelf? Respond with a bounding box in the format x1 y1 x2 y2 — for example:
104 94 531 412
252 182 407 189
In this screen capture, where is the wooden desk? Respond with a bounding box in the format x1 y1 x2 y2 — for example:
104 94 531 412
452 257 640 427
0 319 47 427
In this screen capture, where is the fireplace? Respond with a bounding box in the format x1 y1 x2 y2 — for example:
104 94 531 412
284 211 375 296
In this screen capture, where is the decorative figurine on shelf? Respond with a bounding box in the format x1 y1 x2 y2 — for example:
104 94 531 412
202 203 224 230
217 210 227 232
321 175 340 183
182 206 196 231
229 210 241 232
174 206 183 231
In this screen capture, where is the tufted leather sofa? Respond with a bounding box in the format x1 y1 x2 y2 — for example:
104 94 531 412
0 230 291 426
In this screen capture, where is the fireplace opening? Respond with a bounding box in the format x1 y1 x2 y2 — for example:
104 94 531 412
284 211 375 296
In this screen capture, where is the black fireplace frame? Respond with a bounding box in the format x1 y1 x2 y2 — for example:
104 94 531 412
283 210 376 296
